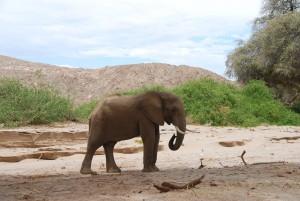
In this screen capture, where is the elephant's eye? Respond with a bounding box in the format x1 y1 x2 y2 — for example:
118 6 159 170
171 108 177 113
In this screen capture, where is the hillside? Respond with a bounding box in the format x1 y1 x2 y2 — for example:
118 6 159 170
0 55 231 104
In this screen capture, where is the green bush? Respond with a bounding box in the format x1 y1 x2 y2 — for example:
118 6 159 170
73 99 99 122
76 79 299 127
290 103 300 114
229 80 300 126
0 78 74 127
173 79 300 127
172 79 241 126
2 78 299 127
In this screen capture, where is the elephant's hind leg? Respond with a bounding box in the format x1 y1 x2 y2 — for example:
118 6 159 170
80 139 102 174
104 141 121 173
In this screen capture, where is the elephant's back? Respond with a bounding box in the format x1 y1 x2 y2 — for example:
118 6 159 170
103 95 134 108
92 95 136 117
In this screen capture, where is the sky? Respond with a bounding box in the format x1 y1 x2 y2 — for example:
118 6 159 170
0 0 262 76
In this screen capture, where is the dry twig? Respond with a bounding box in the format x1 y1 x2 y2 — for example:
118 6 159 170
153 185 171 192
153 175 205 193
37 153 43 161
198 158 205 169
219 162 228 168
251 161 285 165
238 150 285 166
240 150 248 166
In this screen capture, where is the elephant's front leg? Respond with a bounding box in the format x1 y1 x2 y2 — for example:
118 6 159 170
140 121 159 172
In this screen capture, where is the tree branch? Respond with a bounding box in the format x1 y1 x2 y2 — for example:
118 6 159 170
153 175 205 193
240 150 248 166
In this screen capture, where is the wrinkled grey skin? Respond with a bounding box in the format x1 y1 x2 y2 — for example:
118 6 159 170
80 91 186 174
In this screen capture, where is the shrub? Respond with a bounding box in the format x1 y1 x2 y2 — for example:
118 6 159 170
172 79 241 126
290 103 300 114
173 79 300 127
76 79 299 127
232 80 300 126
0 78 73 127
2 78 299 127
73 99 99 122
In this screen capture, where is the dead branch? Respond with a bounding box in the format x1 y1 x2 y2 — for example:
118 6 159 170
240 150 248 166
154 175 205 193
183 175 205 189
37 153 43 161
251 161 286 165
161 182 183 189
270 136 300 141
238 150 285 166
219 162 228 168
198 158 205 169
153 185 171 192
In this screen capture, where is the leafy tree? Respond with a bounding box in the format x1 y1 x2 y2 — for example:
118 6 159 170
226 0 300 106
254 0 300 30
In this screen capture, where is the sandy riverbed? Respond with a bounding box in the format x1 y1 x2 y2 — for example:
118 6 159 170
0 124 299 201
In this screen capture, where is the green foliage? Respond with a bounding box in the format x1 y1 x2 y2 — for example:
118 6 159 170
120 85 167 96
2 78 299 127
73 99 99 122
227 0 300 106
290 103 300 113
75 79 300 127
264 0 300 14
226 12 300 105
173 79 300 127
227 12 300 83
172 79 240 126
253 0 300 30
0 78 74 127
231 80 300 126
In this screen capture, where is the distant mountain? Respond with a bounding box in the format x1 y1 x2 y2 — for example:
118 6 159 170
0 55 232 104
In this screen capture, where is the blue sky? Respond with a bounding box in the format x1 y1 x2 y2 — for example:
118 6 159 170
0 0 261 76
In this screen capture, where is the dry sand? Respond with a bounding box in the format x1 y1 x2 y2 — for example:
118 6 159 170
0 124 300 201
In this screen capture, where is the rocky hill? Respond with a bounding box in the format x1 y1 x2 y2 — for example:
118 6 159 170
0 55 231 104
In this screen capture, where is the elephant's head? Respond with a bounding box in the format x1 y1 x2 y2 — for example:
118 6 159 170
140 91 186 151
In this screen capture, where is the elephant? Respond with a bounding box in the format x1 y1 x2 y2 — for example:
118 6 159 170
80 91 186 174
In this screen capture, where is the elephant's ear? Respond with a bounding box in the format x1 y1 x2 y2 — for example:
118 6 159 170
140 93 164 126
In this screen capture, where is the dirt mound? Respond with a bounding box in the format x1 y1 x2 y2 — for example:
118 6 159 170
0 55 231 104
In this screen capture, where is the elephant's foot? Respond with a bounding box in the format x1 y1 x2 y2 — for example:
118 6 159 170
106 166 121 173
80 166 96 175
151 165 160 171
142 165 159 172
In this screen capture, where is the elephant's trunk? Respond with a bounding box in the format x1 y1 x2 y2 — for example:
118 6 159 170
168 122 186 151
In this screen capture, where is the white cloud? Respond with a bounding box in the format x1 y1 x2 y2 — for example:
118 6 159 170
0 0 261 76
